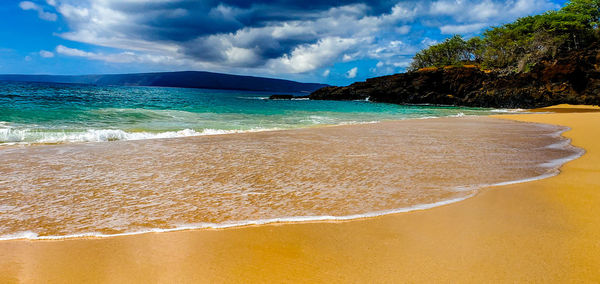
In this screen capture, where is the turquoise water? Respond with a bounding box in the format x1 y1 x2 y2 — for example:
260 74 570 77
0 81 500 145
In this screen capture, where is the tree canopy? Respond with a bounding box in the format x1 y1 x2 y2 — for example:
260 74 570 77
409 0 600 72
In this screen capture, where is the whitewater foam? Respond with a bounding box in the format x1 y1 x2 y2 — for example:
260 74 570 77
0 127 281 145
490 108 527 113
0 195 474 240
236 96 269 100
0 110 503 146
538 149 584 169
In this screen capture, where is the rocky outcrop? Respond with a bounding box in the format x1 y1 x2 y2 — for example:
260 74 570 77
268 94 309 100
310 44 600 108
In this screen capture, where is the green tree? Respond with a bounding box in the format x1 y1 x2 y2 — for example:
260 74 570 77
409 35 470 70
466 37 485 63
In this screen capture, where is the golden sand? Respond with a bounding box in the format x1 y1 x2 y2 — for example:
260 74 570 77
1 104 599 283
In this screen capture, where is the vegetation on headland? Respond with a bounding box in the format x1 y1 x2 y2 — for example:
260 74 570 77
409 0 600 72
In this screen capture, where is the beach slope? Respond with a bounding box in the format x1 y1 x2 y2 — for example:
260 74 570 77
1 105 599 283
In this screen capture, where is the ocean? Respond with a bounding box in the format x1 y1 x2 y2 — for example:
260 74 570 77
1 81 499 145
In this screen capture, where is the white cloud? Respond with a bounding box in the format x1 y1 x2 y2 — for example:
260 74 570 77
54 1 179 54
56 45 93 57
367 40 418 63
322 69 330 77
428 0 558 22
421 38 439 47
430 0 463 15
57 3 89 19
268 37 361 73
59 30 179 54
19 2 36 10
55 45 184 65
19 1 57 21
440 23 487 34
24 56 32 61
385 3 420 22
396 25 412 35
509 0 556 15
224 47 259 66
345 67 358 78
39 50 54 58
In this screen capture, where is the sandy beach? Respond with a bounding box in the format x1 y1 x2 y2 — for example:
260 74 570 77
1 104 599 283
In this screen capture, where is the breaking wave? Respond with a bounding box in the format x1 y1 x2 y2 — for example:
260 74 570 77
0 127 278 145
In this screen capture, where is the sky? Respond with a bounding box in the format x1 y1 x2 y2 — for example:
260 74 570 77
0 0 568 85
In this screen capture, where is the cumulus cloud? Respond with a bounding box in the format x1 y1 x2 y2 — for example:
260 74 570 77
440 23 488 34
19 1 57 21
55 45 184 65
429 0 558 23
56 45 93 57
421 38 439 47
396 25 412 35
25 0 563 78
345 67 358 78
39 50 54 58
268 37 363 73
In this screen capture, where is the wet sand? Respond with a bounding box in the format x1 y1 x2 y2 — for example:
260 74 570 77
1 104 599 282
0 116 574 238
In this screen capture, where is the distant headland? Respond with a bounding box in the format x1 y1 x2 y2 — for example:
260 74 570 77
0 71 328 94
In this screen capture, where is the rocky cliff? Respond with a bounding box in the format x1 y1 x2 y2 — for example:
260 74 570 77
310 44 600 108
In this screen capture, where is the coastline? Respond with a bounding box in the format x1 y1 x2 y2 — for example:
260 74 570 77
1 104 599 282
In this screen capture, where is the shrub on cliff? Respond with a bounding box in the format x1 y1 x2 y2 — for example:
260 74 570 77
410 36 483 70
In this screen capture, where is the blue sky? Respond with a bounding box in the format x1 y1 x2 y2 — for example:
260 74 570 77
0 0 567 85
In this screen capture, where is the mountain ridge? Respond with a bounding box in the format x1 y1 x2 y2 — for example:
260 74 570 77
0 71 328 93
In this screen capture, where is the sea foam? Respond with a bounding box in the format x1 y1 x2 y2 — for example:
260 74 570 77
0 195 474 240
0 127 279 145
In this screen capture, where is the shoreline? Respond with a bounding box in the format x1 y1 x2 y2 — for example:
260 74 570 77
0 121 581 241
1 104 599 282
0 107 517 147
0 115 575 241
0 195 475 241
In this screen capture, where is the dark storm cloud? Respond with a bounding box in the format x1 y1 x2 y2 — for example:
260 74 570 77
98 0 398 41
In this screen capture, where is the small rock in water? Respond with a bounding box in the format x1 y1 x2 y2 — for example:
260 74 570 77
269 94 295 100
